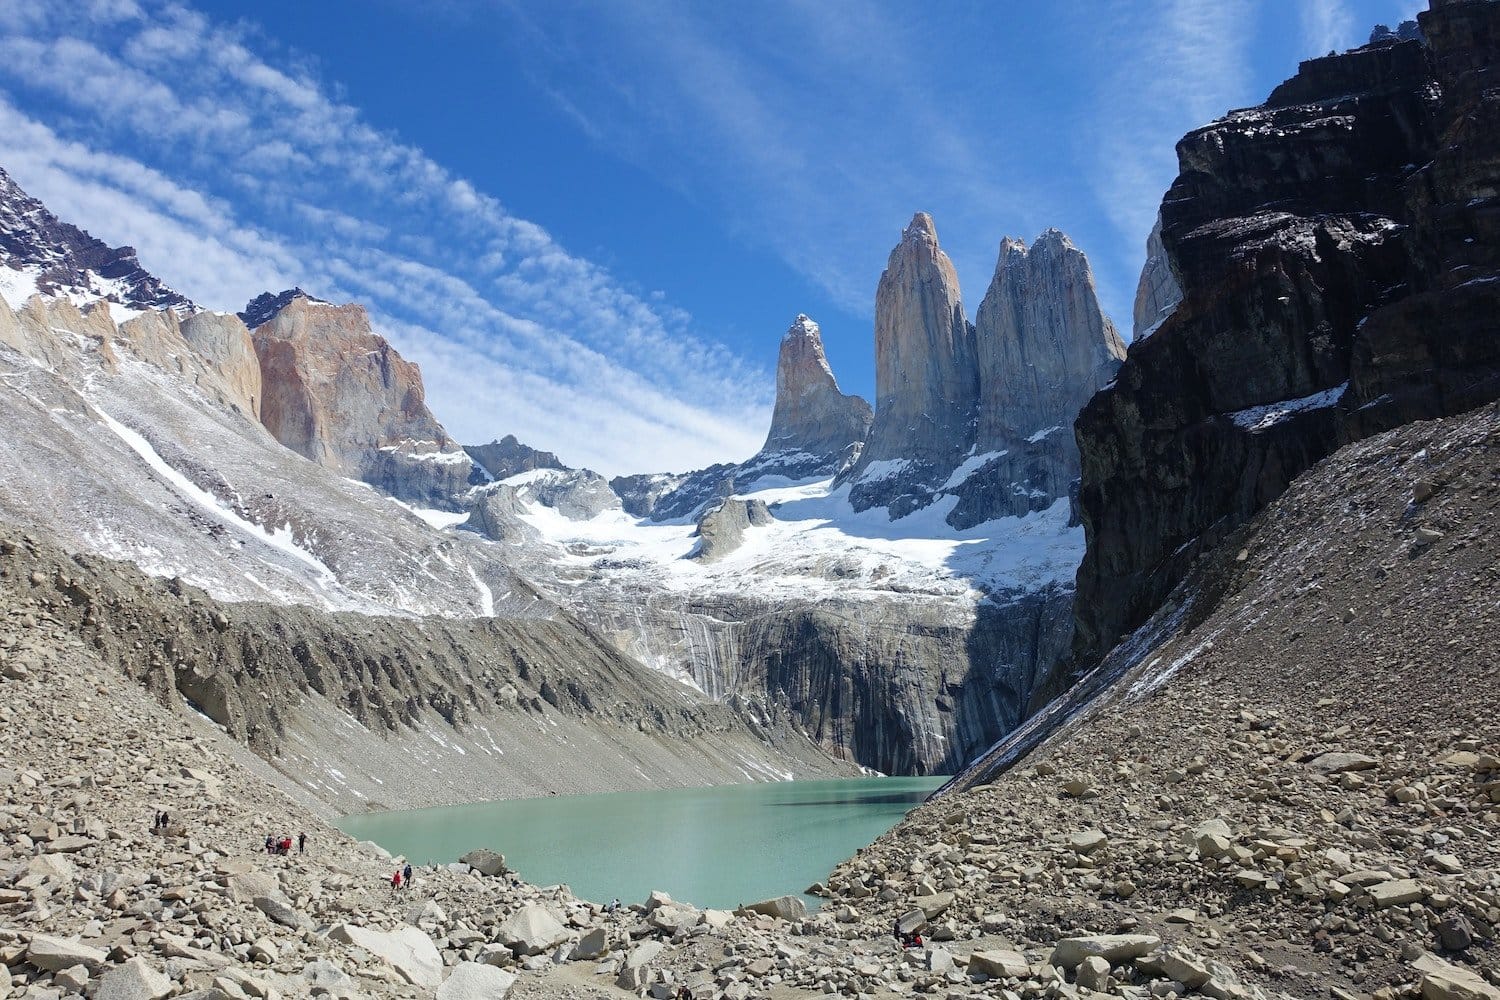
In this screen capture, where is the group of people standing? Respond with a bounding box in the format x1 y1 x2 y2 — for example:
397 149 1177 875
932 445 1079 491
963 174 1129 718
391 863 414 892
151 811 171 831
265 832 307 855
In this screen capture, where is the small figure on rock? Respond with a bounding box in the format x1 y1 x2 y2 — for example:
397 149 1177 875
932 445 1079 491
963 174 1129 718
402 863 413 889
298 831 307 854
264 834 275 855
391 869 403 892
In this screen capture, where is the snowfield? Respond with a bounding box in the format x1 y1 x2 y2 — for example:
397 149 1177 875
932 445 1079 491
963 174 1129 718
506 473 1082 605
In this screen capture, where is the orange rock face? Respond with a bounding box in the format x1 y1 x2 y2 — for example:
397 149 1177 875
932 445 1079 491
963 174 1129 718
250 294 471 506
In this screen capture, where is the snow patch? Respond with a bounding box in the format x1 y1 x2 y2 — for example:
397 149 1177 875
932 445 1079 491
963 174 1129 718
95 407 340 588
1228 382 1347 433
940 451 1008 492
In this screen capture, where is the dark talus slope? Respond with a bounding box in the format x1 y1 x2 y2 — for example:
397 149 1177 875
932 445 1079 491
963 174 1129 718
0 167 194 314
1073 3 1500 665
826 400 1500 997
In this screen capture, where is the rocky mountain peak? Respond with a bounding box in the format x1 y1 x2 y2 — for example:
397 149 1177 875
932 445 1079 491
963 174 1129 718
846 211 977 501
761 313 872 462
465 435 568 482
0 167 194 315
237 287 330 331
974 226 1123 453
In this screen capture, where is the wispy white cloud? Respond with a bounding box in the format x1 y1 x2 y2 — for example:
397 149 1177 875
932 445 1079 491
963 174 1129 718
0 1 770 475
491 0 1043 318
1300 0 1356 57
1085 0 1258 318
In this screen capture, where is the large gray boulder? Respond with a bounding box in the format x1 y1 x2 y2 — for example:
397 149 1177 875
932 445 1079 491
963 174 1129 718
459 848 508 876
329 924 443 989
736 895 807 921
438 962 519 1000
93 956 172 1000
26 934 107 972
495 904 570 956
1048 934 1161 970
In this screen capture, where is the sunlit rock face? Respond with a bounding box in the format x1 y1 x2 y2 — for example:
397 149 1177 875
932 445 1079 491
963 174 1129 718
843 215 1122 528
247 291 472 508
760 314 872 469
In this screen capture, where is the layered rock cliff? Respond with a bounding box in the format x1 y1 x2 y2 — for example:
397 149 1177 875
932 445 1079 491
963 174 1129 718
247 291 474 507
1073 0 1500 665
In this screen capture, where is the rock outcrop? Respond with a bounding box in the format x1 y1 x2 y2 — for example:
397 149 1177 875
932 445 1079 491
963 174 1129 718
465 434 567 482
0 167 194 314
1073 1 1500 665
248 291 473 507
759 315 871 470
690 498 773 563
1130 214 1182 341
179 311 262 419
237 287 329 331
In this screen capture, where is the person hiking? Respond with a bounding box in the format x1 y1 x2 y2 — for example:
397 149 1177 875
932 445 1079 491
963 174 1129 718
298 832 307 854
391 869 402 892
265 834 274 854
402 863 413 889
159 812 169 830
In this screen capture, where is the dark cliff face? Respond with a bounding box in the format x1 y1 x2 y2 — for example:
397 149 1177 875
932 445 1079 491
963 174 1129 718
0 168 194 314
1073 1 1500 664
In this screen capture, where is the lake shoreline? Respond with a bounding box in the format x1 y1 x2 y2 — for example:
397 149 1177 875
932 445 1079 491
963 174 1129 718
337 776 947 912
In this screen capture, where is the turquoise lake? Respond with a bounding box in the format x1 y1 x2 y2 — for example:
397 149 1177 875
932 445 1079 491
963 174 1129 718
338 777 945 910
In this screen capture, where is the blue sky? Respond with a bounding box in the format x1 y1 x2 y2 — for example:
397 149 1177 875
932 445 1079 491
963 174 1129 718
0 0 1421 475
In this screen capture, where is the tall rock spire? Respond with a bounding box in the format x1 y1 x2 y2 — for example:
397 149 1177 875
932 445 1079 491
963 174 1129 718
853 212 978 477
761 314 872 460
974 229 1125 449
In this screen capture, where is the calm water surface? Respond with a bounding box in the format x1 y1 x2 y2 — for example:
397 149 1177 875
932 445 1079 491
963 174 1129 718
338 777 945 910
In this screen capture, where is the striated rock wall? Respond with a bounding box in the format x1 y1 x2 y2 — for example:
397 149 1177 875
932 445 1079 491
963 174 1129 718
1073 2 1500 665
250 293 473 507
567 587 1075 776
